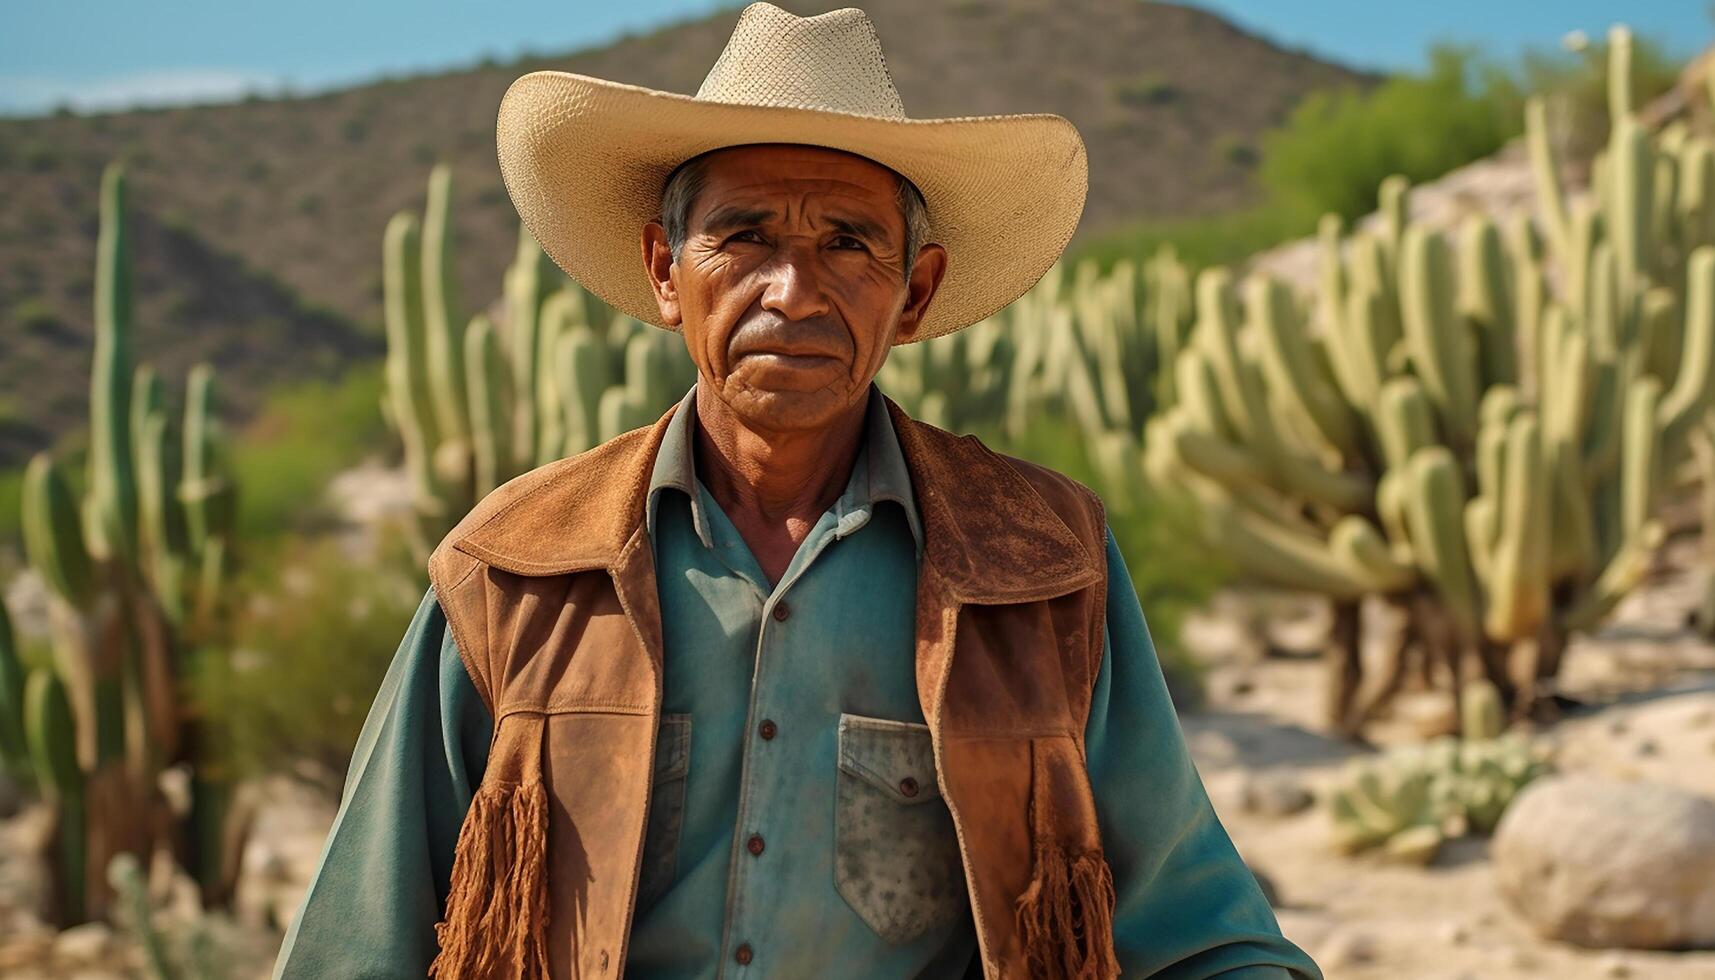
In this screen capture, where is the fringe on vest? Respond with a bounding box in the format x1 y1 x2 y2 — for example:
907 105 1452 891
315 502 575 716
1012 737 1121 980
1014 839 1120 980
428 778 551 979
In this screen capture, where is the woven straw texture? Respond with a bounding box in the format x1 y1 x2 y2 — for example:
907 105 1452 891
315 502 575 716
495 2 1088 343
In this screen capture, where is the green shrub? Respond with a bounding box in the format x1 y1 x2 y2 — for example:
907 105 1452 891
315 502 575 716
1213 134 1258 168
229 362 389 541
1068 202 1319 278
1113 73 1178 107
0 465 21 546
190 531 423 796
11 296 59 333
1258 45 1520 222
20 142 59 173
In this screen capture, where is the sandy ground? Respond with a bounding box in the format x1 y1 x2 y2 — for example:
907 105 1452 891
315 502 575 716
1184 532 1715 979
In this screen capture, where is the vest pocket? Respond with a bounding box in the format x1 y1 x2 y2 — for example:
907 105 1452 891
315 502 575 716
834 712 968 944
637 712 692 909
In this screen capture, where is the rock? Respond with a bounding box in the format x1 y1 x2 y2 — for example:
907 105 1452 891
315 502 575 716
1505 947 1539 971
1239 771 1314 817
50 922 114 962
1315 928 1378 970
1597 952 1633 977
1492 775 1715 949
1438 920 1470 946
1207 671 1257 703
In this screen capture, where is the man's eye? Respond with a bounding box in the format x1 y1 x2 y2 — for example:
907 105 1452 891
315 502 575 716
728 229 764 244
832 235 867 250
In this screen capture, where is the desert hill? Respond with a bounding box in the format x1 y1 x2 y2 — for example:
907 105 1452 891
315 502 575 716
0 0 1373 463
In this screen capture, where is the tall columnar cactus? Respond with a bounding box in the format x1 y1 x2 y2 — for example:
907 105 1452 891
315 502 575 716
86 164 139 566
381 167 697 558
0 600 26 775
880 250 1175 510
4 162 246 925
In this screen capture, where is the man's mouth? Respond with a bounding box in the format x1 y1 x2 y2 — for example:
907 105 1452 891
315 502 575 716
727 317 851 366
735 348 841 363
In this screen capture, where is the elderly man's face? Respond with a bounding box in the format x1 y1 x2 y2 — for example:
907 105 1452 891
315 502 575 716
643 144 946 433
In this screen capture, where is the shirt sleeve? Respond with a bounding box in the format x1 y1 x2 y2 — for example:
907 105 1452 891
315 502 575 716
272 586 494 979
1085 527 1323 980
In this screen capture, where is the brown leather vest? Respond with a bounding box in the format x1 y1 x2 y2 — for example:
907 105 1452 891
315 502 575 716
423 396 1120 980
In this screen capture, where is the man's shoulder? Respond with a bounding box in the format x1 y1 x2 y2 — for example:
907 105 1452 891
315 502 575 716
904 414 1107 544
425 424 659 586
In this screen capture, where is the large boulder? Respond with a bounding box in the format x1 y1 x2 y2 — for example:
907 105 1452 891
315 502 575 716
1492 774 1715 949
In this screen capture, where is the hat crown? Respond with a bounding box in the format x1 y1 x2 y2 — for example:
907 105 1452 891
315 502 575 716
694 3 906 119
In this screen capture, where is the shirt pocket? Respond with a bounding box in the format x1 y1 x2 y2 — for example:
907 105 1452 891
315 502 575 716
834 712 969 944
637 712 692 909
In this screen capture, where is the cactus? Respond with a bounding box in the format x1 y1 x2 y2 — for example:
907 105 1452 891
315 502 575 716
4 162 246 925
1460 678 1505 741
866 25 1715 735
25 669 87 922
422 164 471 454
380 168 698 557
464 314 510 499
0 601 25 774
86 162 138 565
1134 27 1715 730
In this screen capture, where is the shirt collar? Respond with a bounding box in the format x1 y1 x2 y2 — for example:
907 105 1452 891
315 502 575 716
645 382 924 554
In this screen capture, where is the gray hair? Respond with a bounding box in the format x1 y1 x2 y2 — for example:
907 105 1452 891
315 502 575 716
660 148 931 280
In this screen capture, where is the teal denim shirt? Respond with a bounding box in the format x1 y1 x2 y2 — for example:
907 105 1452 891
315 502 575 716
273 384 1321 980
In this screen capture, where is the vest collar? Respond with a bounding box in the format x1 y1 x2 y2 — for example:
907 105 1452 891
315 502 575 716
450 389 1100 604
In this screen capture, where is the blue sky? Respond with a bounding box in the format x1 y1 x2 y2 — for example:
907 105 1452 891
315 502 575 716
1 1 1707 117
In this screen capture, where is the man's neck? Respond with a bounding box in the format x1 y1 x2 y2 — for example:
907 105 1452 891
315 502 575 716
691 384 868 587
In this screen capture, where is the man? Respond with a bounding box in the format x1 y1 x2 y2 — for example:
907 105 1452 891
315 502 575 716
275 4 1321 978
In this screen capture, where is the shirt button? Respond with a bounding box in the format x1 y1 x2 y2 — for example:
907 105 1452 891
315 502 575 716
899 776 920 797
734 943 753 965
759 719 777 740
771 601 790 622
747 833 765 856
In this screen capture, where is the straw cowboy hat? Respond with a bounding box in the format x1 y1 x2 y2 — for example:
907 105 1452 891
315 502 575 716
494 1 1089 342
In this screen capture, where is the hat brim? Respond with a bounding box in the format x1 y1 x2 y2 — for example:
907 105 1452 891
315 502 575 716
495 70 1088 343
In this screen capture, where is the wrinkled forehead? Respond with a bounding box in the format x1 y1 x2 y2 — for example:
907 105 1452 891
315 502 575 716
687 143 905 223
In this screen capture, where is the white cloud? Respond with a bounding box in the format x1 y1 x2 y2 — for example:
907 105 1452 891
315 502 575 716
0 67 287 116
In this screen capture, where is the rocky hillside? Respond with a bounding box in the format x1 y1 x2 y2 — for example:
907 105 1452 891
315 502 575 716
0 0 1374 464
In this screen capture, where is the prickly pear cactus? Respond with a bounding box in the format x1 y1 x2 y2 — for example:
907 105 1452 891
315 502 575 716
1329 722 1553 864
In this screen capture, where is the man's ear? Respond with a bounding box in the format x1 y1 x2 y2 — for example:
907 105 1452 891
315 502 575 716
642 220 682 327
894 242 947 344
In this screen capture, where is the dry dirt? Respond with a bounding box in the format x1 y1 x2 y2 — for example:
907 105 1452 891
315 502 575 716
1185 531 1715 979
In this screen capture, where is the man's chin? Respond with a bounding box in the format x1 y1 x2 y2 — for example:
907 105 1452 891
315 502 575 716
716 377 861 433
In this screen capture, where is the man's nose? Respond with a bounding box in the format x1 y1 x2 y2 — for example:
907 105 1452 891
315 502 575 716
758 243 831 321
